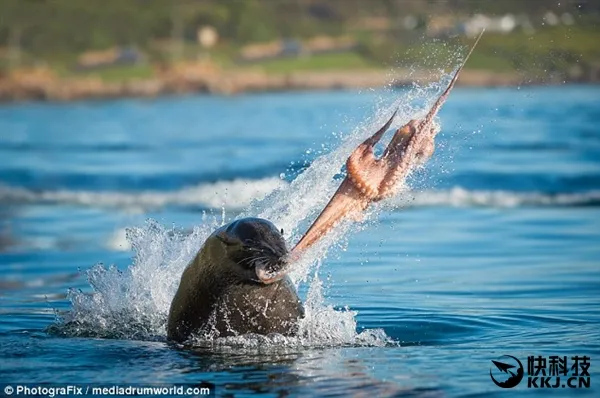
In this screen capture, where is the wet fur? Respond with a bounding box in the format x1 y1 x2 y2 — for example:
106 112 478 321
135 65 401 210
167 218 304 342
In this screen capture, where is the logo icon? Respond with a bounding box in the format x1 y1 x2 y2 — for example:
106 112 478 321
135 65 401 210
490 355 524 388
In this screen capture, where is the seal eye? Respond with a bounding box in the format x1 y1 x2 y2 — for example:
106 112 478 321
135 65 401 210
280 228 284 235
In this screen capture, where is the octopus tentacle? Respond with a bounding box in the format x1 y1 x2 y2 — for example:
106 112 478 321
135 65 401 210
290 30 484 257
291 112 398 254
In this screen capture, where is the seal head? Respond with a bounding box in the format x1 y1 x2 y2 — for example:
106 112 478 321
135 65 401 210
214 217 289 284
167 218 303 342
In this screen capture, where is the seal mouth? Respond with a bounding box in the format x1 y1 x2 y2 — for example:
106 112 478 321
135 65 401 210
255 266 284 284
254 255 290 284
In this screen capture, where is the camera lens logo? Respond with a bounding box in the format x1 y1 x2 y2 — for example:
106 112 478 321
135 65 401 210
490 355 524 388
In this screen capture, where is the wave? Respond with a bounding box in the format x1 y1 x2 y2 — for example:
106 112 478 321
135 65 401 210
2 181 600 211
0 178 285 212
387 187 600 209
0 162 297 191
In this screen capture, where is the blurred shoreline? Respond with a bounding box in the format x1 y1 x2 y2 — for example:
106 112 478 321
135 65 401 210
0 67 596 103
2 1 598 104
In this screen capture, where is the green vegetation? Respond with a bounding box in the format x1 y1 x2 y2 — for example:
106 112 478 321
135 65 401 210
254 52 376 73
0 0 598 82
355 24 600 75
466 25 600 73
75 65 156 82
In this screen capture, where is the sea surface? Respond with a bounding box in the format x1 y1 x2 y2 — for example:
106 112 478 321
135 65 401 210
0 85 599 397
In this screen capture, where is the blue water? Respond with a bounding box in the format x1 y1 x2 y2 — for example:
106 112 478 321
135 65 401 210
1 86 599 397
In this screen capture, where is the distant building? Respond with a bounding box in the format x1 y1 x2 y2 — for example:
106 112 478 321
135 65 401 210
197 26 218 49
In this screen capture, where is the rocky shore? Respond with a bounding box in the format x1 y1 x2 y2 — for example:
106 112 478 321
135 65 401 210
0 65 595 103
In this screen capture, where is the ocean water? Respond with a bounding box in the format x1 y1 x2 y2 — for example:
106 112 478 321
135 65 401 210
0 85 599 397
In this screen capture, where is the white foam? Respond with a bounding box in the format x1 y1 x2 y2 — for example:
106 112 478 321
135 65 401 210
65 219 218 339
64 217 393 346
3 181 598 215
385 187 600 209
0 177 285 212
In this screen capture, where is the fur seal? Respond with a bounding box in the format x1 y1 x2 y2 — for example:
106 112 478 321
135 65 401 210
167 218 303 342
166 32 483 342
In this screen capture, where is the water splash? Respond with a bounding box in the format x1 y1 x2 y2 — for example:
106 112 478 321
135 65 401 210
3 181 599 216
60 219 216 340
56 75 459 347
